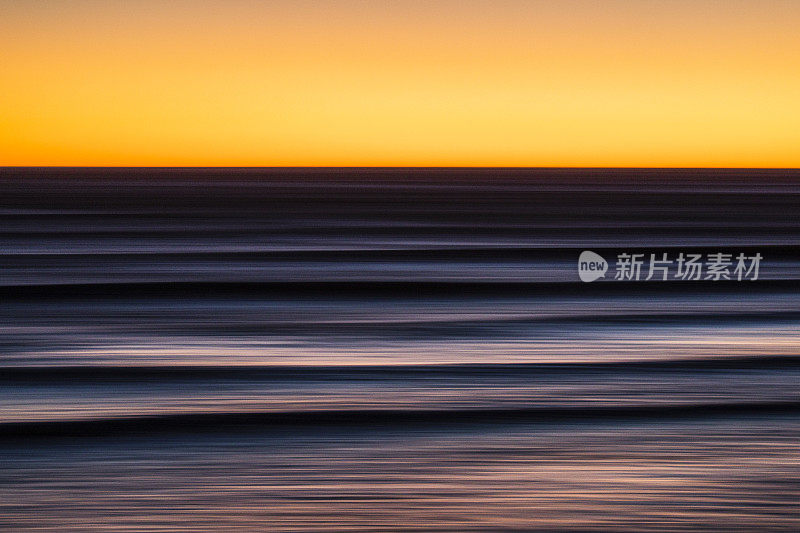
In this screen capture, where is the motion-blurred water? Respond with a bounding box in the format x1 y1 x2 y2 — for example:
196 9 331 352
1 168 799 531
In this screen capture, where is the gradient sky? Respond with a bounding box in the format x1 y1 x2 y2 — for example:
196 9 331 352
2 0 799 167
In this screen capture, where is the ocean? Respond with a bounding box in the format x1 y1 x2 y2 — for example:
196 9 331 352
1 168 799 531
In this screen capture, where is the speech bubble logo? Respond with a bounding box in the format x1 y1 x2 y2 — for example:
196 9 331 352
578 250 608 282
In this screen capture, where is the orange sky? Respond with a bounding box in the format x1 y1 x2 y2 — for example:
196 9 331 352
1 0 799 167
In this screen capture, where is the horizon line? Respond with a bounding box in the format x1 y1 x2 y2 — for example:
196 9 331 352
3 166 800 171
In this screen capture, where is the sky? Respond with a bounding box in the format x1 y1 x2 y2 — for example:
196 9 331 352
1 0 799 167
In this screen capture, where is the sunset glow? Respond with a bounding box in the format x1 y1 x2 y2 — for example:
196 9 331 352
2 0 799 167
